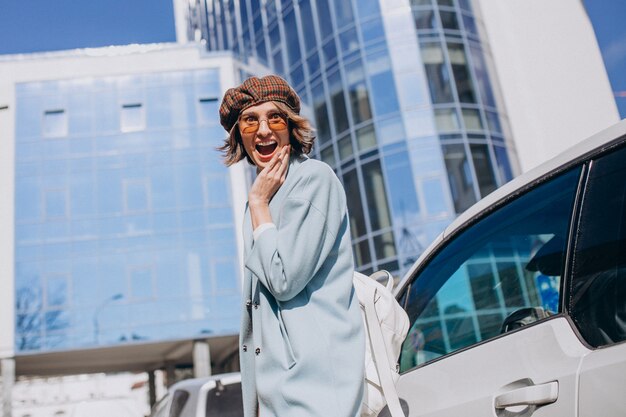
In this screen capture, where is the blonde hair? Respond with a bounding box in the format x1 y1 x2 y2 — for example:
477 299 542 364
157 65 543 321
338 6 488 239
218 101 316 167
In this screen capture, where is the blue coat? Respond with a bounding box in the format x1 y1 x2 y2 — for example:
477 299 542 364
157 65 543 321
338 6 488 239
240 155 365 417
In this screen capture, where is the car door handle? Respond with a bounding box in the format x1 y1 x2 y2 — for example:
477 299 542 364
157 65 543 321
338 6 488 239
495 381 558 408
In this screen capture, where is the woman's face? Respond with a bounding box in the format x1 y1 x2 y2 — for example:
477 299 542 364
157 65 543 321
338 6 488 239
239 101 290 170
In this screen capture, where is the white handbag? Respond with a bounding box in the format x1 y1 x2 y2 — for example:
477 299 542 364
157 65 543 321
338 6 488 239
354 271 410 417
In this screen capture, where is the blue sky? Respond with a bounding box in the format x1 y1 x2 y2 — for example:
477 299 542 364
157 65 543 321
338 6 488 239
0 0 176 53
584 1 626 118
0 0 624 118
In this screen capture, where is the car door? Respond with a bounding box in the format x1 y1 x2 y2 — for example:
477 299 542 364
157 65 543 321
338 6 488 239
393 166 590 417
567 144 626 417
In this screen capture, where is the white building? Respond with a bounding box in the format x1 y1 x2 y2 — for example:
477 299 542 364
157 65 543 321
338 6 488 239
0 43 248 416
475 0 619 172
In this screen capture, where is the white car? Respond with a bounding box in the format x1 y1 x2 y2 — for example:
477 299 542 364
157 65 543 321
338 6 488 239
391 119 626 417
150 373 242 417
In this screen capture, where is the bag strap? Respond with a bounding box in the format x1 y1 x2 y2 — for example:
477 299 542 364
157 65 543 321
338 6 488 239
362 284 406 417
370 270 394 292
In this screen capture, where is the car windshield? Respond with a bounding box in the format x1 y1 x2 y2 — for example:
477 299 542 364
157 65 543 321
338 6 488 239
169 390 190 417
205 381 244 417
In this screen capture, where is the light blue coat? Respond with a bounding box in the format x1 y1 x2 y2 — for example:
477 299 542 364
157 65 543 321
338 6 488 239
240 155 365 417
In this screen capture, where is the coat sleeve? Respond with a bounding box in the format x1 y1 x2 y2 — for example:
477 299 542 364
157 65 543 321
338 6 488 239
244 172 346 301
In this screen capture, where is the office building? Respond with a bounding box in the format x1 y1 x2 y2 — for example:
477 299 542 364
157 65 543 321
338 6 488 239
0 44 248 411
182 0 618 276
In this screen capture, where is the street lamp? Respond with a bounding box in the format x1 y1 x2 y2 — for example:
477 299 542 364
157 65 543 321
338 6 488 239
93 293 123 345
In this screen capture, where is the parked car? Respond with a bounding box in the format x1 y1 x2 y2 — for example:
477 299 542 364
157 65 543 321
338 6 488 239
391 119 626 417
150 373 243 417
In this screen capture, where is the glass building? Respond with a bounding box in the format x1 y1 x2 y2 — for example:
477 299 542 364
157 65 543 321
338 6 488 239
13 68 241 353
187 0 517 275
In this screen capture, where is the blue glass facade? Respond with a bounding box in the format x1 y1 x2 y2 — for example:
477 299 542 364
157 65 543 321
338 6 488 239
14 69 241 352
190 0 517 275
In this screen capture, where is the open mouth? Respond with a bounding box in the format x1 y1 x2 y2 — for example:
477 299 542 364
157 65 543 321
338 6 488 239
256 140 278 156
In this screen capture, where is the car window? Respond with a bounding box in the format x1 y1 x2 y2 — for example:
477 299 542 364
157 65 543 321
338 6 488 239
169 390 190 417
570 144 626 348
399 167 581 372
205 381 244 417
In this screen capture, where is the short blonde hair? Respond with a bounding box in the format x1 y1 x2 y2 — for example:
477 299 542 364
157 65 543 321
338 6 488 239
218 101 316 167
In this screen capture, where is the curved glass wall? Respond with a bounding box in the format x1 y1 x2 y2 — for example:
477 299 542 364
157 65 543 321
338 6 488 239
193 0 517 275
14 69 241 352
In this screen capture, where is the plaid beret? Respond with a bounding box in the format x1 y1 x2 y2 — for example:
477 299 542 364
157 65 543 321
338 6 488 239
219 75 300 132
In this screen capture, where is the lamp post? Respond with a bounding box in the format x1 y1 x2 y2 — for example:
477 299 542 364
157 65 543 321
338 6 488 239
93 293 123 345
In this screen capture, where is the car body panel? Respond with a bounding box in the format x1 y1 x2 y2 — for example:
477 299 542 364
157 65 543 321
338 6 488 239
396 318 589 416
578 342 626 417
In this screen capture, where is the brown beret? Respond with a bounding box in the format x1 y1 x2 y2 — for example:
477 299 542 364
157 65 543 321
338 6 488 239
219 75 301 132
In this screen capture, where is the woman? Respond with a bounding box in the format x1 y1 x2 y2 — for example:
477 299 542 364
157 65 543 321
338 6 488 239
219 75 364 417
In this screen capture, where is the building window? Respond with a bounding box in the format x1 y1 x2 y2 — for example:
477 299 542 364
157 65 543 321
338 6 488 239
440 10 460 31
353 238 372 267
123 179 150 213
362 160 393 231
421 43 454 104
470 144 498 197
312 82 331 144
204 174 230 207
45 274 69 308
374 231 397 260
462 108 483 130
212 259 238 291
356 125 377 152
338 134 354 161
343 169 368 240
443 144 477 213
43 189 68 219
129 266 154 300
346 60 373 125
435 108 460 131
120 103 145 132
197 97 219 125
328 70 350 135
414 8 437 31
42 109 68 138
448 43 477 104
367 51 400 116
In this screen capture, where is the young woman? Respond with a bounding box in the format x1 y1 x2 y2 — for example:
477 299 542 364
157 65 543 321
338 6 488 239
219 75 364 417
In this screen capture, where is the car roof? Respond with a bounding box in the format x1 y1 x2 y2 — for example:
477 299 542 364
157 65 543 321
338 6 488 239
169 372 241 394
396 118 626 292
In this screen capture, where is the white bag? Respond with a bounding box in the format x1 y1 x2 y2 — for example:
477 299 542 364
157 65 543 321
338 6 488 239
354 270 410 417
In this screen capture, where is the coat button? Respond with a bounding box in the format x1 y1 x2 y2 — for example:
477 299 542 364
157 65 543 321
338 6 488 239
245 300 252 308
255 347 261 355
243 345 247 352
253 302 259 309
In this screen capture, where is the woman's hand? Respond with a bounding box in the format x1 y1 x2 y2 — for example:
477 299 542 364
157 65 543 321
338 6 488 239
249 145 290 229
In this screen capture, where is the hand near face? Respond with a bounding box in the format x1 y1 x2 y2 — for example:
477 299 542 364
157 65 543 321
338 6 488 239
249 145 290 209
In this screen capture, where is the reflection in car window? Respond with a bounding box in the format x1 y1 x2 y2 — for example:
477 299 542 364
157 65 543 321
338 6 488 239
570 145 626 348
399 167 581 372
169 390 190 417
205 382 244 417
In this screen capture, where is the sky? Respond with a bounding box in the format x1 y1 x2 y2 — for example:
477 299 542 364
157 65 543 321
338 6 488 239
583 1 626 118
0 0 176 54
0 0 624 118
